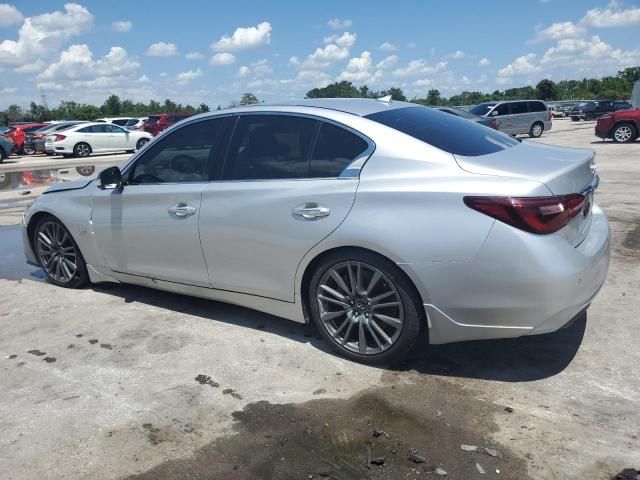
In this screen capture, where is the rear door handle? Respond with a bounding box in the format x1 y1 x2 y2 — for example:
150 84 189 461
292 203 330 220
168 203 197 217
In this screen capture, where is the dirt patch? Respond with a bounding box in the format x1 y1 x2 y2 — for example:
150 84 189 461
623 223 640 252
124 378 531 480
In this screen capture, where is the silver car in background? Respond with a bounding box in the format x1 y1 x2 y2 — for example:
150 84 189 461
22 99 609 364
470 99 553 138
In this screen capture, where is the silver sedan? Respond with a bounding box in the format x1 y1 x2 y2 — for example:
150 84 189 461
22 99 610 364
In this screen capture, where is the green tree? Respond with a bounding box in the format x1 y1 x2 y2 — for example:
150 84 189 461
425 89 442 106
162 99 178 113
306 81 361 98
6 104 24 122
380 87 406 101
102 94 122 116
197 103 210 113
535 79 557 101
239 93 259 105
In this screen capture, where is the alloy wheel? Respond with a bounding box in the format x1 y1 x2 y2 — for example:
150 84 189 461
532 124 542 137
36 220 78 283
614 125 633 143
75 144 90 157
316 261 404 355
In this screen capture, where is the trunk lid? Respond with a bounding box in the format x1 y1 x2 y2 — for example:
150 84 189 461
455 140 597 247
454 140 595 196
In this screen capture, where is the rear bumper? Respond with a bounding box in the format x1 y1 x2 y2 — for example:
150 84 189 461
21 215 38 266
402 204 610 344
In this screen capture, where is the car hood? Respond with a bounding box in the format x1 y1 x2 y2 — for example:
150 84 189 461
454 140 595 195
43 178 94 194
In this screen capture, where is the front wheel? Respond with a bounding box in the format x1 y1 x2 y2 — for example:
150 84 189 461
308 250 424 365
585 112 594 121
23 143 36 155
529 122 544 138
33 216 89 288
73 142 91 158
612 123 637 143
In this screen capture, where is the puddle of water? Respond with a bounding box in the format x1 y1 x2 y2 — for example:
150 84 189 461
0 163 118 194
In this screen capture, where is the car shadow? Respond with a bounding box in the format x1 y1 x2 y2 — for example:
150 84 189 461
398 313 587 382
92 282 330 350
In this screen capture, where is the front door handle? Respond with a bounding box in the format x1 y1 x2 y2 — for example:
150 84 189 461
292 203 330 220
168 203 197 217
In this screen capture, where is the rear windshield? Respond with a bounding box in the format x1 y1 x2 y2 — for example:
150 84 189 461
469 103 497 116
147 116 160 123
365 106 518 157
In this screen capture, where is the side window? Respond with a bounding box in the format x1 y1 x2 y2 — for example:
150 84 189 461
494 103 510 116
130 118 228 184
510 102 528 115
528 101 546 112
310 122 369 178
105 124 126 133
77 126 91 133
224 115 317 180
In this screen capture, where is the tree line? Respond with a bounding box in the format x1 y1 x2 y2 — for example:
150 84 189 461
2 67 637 125
0 92 261 125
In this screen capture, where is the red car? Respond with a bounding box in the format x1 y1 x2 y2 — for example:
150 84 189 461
143 114 192 136
4 123 48 153
595 108 640 143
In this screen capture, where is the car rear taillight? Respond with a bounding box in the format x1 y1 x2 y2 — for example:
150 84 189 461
489 118 499 130
54 134 66 142
464 194 586 234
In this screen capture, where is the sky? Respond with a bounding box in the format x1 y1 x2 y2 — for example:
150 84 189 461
0 0 639 109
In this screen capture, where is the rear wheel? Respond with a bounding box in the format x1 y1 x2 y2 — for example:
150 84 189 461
136 138 149 150
73 142 91 158
612 123 637 143
529 121 544 138
33 216 88 288
308 250 424 365
571 117 579 121
585 112 594 121
23 143 36 155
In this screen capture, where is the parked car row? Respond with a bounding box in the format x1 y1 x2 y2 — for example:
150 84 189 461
469 100 552 137
570 100 632 121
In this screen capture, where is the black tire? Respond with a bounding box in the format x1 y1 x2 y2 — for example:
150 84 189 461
529 121 544 138
308 249 424 365
571 117 579 122
585 112 594 121
73 142 91 158
0 147 5 163
612 123 637 143
23 143 36 155
32 215 89 289
136 138 149 150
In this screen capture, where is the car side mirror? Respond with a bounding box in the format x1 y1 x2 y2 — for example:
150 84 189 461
490 110 499 116
97 166 122 190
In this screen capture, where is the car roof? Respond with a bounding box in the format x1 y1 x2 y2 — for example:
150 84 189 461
255 98 417 117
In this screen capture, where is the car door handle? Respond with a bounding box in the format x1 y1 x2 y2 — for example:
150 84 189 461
168 203 197 217
292 203 330 220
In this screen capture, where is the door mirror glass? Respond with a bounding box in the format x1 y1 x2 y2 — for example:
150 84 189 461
97 166 122 190
490 110 499 116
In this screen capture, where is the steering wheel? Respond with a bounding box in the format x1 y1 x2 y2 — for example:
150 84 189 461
171 154 201 174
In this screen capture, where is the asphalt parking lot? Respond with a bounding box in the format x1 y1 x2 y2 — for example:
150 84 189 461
1 119 639 479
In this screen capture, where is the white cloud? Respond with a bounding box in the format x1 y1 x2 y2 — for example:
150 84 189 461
0 4 23 28
112 20 132 32
478 57 490 67
302 32 357 68
237 65 250 77
376 55 398 70
535 21 586 41
146 42 177 56
378 42 397 52
210 52 236 65
14 59 45 73
450 50 465 59
328 18 352 30
39 44 140 81
176 68 202 85
0 3 93 66
540 35 640 70
337 51 372 82
323 32 357 48
581 1 640 27
36 81 63 91
414 78 433 87
236 59 272 77
289 56 300 65
392 59 448 78
185 51 204 60
137 74 150 83
0 86 18 94
210 21 271 52
497 53 540 81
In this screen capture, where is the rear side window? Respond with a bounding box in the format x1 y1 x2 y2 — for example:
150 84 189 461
365 106 518 157
224 115 317 180
310 123 369 178
469 103 496 116
528 101 547 112
510 102 528 115
494 103 510 116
